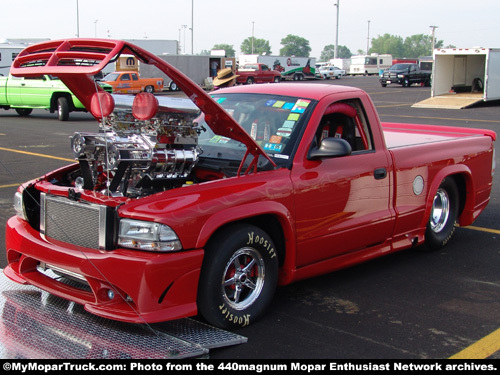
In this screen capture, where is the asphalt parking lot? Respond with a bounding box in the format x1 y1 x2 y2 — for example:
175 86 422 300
0 76 499 359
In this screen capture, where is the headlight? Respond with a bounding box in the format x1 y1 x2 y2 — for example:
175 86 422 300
397 74 405 78
118 219 182 252
14 191 28 221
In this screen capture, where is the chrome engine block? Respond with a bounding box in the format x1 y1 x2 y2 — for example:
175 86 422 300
70 94 202 197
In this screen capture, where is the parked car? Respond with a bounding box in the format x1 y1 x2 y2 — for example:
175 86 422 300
0 74 112 121
380 63 431 87
317 65 345 79
101 71 164 94
5 39 496 331
236 63 281 84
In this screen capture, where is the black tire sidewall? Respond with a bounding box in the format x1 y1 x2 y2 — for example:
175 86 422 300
197 224 279 329
425 178 459 250
57 97 69 121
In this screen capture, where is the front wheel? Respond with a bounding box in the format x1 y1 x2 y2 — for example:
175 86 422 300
425 177 459 250
15 108 33 116
197 224 279 329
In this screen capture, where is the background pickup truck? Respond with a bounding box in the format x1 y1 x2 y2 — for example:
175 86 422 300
236 63 281 84
0 74 110 121
5 39 496 331
101 71 164 93
380 63 432 87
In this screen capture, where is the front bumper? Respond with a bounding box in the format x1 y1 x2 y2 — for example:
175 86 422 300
380 77 404 85
4 216 204 323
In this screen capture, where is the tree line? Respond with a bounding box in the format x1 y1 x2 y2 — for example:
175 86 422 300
203 33 452 60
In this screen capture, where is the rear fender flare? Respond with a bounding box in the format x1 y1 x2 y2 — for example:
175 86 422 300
420 165 473 229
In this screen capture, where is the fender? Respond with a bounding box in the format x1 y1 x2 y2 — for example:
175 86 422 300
420 164 473 229
195 200 298 283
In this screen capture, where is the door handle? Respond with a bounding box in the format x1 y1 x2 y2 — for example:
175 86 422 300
374 168 387 180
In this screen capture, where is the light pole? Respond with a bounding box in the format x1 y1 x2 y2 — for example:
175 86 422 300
334 1 339 59
252 21 255 54
367 20 370 54
181 25 188 54
76 0 80 37
429 25 438 54
191 0 194 54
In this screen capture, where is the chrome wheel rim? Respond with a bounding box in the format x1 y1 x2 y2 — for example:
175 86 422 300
222 247 265 310
430 188 450 233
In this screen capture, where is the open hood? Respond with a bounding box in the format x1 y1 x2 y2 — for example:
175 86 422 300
10 38 273 168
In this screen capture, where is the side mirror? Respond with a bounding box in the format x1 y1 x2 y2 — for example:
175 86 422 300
307 137 352 160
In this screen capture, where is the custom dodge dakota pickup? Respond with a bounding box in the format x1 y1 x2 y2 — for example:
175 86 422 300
4 39 496 330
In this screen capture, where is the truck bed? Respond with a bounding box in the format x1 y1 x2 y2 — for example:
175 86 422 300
381 122 497 148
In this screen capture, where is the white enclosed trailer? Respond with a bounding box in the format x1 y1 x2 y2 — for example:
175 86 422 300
413 47 500 109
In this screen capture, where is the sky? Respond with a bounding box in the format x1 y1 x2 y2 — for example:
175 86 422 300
1 0 499 58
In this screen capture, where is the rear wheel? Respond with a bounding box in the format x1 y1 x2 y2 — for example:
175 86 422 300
169 81 179 91
197 224 279 329
425 177 459 250
245 77 254 84
144 85 154 93
57 97 69 121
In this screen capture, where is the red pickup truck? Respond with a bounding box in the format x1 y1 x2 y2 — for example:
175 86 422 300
236 63 281 84
5 39 496 330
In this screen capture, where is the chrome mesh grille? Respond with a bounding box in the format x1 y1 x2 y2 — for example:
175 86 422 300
41 193 106 249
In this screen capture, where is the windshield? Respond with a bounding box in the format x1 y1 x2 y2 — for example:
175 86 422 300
102 73 119 81
198 92 315 167
390 64 410 70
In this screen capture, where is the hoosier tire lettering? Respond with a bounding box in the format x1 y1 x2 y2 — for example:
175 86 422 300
219 303 251 327
197 224 279 329
247 231 277 258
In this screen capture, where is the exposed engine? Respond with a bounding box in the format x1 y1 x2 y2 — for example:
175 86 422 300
69 93 203 197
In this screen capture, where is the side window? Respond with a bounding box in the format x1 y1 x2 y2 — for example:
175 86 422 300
315 99 373 153
262 65 269 71
131 73 138 80
121 74 131 81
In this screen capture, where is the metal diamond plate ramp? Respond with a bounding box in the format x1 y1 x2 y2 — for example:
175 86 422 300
0 271 246 359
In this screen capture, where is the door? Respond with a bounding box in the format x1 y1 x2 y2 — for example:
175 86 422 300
20 75 52 107
5 75 25 106
292 99 394 267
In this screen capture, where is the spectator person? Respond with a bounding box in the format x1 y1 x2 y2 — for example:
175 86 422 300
212 68 239 90
211 60 219 77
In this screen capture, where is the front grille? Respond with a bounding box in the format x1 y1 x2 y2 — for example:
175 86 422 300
41 193 111 249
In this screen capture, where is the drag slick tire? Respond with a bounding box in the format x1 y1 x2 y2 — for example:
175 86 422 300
197 224 279 329
425 177 459 250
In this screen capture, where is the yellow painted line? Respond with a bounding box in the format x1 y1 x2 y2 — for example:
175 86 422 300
464 226 500 235
0 184 20 189
0 146 74 162
450 327 500 359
